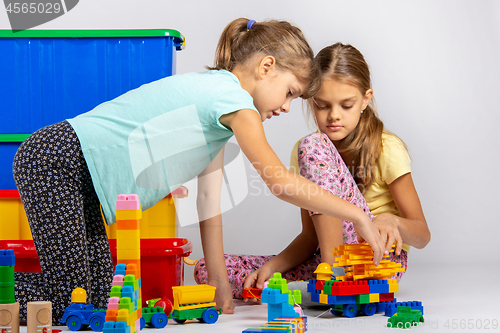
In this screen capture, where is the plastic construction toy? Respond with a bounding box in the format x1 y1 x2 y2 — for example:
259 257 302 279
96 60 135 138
169 285 221 324
0 249 20 333
243 317 307 333
261 272 303 322
59 288 107 331
307 244 406 318
242 288 263 300
387 306 424 329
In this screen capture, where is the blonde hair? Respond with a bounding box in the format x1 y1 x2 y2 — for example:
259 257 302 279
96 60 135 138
310 43 407 189
208 18 320 98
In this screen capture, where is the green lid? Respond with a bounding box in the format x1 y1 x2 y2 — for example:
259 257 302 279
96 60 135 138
0 29 185 48
0 133 31 142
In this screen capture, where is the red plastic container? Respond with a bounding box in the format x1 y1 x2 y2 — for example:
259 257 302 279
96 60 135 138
0 240 41 272
0 238 193 312
109 238 192 311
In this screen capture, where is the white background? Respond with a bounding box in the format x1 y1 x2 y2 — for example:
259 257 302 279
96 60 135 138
2 0 499 271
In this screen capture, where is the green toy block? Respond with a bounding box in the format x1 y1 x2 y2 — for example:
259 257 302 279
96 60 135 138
110 286 123 298
147 298 161 307
356 294 370 304
267 272 289 294
288 290 302 305
119 297 135 313
123 275 139 290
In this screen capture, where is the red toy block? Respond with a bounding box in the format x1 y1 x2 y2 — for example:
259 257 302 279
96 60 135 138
330 280 369 295
0 189 19 198
242 288 262 299
379 293 395 302
315 280 325 291
116 194 140 211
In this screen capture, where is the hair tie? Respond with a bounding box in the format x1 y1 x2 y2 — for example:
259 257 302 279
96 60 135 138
247 20 256 30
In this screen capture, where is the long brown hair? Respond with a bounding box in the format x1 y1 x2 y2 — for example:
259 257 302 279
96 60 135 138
312 43 406 190
208 18 320 98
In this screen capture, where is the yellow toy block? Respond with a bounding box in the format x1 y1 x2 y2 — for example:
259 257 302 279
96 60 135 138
369 293 379 303
117 249 140 260
319 293 329 304
116 209 142 221
116 230 140 249
117 309 130 325
388 279 399 293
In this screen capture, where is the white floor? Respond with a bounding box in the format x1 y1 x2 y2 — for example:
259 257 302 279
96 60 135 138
20 262 500 333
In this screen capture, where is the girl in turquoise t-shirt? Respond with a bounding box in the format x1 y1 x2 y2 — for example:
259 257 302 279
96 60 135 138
13 22 388 322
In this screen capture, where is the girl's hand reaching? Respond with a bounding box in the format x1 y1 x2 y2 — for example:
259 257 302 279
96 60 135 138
242 265 275 302
354 215 386 266
208 278 235 314
372 213 403 256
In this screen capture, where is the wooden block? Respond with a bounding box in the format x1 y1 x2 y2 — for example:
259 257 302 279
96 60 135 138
0 302 19 333
27 301 51 333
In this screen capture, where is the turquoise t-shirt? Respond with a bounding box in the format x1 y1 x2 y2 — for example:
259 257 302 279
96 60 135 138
68 70 258 225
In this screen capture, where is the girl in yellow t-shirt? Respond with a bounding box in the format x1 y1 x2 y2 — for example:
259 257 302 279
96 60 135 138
240 43 431 294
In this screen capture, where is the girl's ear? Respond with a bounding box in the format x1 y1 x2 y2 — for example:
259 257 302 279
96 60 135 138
362 89 373 110
258 56 276 79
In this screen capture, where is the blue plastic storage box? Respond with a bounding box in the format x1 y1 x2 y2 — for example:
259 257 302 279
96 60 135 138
0 29 185 134
0 29 184 190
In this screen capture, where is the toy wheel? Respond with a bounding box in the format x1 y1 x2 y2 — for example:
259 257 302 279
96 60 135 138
151 313 168 328
140 317 146 330
66 315 83 331
361 303 376 316
330 309 343 317
155 298 173 316
201 308 219 324
89 315 105 332
173 318 186 324
343 304 358 318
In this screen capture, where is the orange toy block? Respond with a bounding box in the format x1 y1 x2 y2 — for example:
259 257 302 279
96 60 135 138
116 220 140 230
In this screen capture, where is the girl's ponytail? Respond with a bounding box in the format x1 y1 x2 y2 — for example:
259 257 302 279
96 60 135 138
211 18 249 72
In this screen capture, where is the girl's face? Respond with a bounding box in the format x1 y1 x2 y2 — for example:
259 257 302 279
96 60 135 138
252 67 307 122
312 79 372 143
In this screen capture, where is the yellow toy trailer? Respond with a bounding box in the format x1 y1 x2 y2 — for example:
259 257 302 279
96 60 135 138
170 285 221 324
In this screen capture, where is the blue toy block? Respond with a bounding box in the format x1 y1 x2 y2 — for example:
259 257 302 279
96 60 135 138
0 250 15 266
384 301 424 317
115 321 130 333
121 285 137 302
307 279 317 293
103 321 115 333
261 289 288 304
114 264 127 276
327 294 357 305
310 292 320 303
368 280 389 294
377 299 397 313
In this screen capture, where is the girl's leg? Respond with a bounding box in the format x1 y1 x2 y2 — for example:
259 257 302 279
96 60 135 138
12 121 113 324
297 133 407 278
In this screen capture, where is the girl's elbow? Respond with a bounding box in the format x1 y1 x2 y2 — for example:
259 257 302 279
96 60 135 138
415 229 431 249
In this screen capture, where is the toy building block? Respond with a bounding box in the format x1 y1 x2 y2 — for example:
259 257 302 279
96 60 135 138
387 306 424 329
0 249 20 333
27 301 52 333
327 280 370 296
368 280 389 294
379 293 395 302
116 195 140 211
242 288 262 300
261 273 302 322
0 302 20 333
313 263 333 281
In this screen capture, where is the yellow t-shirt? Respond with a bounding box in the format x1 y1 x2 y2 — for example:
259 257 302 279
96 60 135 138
289 132 411 252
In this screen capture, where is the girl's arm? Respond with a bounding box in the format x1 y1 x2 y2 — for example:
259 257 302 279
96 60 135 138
220 109 385 265
243 208 319 292
373 173 431 254
197 148 235 314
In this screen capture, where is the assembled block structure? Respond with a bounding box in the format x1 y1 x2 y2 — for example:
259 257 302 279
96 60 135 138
104 195 144 333
0 249 19 333
308 244 407 318
243 273 307 333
